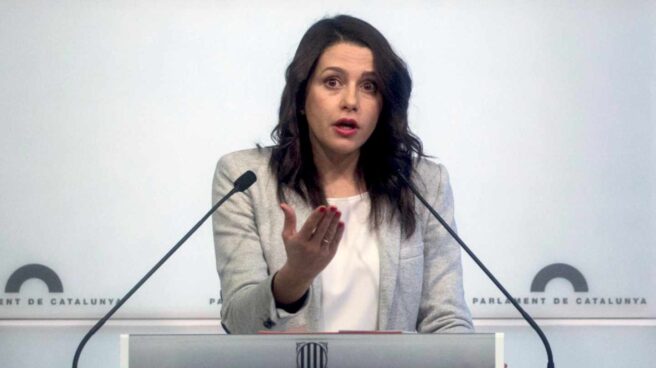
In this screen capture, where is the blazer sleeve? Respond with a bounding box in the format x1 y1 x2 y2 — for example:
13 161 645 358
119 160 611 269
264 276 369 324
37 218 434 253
416 162 474 333
211 154 309 334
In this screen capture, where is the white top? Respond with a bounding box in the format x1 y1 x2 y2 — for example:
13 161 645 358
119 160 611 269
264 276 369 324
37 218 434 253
320 193 380 332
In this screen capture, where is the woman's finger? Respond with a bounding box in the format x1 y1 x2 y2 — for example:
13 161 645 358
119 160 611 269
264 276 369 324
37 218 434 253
298 206 327 240
311 206 338 242
328 221 345 254
321 210 342 246
279 203 297 241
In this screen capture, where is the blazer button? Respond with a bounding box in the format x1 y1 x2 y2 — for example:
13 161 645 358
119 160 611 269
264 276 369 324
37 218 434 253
263 318 275 329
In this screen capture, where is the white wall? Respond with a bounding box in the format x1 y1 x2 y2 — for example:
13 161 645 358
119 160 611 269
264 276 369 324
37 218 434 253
0 0 654 367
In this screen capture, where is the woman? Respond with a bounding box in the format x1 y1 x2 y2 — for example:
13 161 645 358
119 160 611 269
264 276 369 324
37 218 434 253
212 15 473 334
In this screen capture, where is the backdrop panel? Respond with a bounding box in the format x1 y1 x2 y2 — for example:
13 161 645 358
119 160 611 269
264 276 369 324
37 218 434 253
0 0 653 320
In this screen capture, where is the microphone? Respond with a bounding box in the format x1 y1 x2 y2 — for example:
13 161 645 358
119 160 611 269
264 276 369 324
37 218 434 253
233 170 256 192
72 170 257 368
397 170 555 368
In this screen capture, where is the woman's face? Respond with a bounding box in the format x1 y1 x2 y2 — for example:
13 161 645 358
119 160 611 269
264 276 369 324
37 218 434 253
304 42 383 160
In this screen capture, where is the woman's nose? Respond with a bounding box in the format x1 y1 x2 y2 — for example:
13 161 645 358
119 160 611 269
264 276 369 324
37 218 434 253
341 84 358 112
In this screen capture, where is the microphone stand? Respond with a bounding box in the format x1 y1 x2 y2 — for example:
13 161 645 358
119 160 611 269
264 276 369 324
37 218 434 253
398 171 554 368
72 170 256 368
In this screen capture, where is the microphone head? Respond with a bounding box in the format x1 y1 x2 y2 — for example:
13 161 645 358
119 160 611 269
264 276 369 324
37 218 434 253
233 170 257 192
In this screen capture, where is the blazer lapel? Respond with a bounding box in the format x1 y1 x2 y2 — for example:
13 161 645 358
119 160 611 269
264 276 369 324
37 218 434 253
377 215 401 330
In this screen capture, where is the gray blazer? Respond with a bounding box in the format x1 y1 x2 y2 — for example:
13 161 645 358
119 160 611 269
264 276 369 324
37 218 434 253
212 148 473 334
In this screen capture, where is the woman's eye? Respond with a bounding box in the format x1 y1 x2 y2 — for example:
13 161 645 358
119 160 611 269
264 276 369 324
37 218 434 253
362 80 378 93
324 77 341 88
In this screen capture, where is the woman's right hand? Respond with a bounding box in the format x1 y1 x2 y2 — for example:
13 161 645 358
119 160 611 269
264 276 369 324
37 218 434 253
273 203 344 305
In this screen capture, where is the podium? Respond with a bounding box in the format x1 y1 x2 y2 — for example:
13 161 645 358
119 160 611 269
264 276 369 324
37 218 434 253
120 332 504 368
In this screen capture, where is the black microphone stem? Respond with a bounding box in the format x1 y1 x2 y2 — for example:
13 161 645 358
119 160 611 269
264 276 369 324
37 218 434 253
399 173 554 368
72 186 240 368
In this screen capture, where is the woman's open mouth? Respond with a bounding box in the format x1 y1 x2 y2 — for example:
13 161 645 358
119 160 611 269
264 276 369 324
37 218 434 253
333 118 359 137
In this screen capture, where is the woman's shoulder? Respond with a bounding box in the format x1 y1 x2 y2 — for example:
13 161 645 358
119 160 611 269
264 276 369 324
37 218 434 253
410 156 455 199
216 146 273 171
414 156 448 181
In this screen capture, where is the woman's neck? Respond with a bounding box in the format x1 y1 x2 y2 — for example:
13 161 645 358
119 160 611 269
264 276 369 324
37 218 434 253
312 147 364 198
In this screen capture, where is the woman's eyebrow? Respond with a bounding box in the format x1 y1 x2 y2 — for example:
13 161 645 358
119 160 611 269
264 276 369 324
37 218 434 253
320 66 346 75
320 67 378 79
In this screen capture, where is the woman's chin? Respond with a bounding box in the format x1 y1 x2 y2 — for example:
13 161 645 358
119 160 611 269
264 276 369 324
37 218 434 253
309 137 360 158
323 143 362 158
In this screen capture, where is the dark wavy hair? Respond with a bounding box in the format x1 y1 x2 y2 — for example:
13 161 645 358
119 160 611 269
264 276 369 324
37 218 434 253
270 15 425 238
